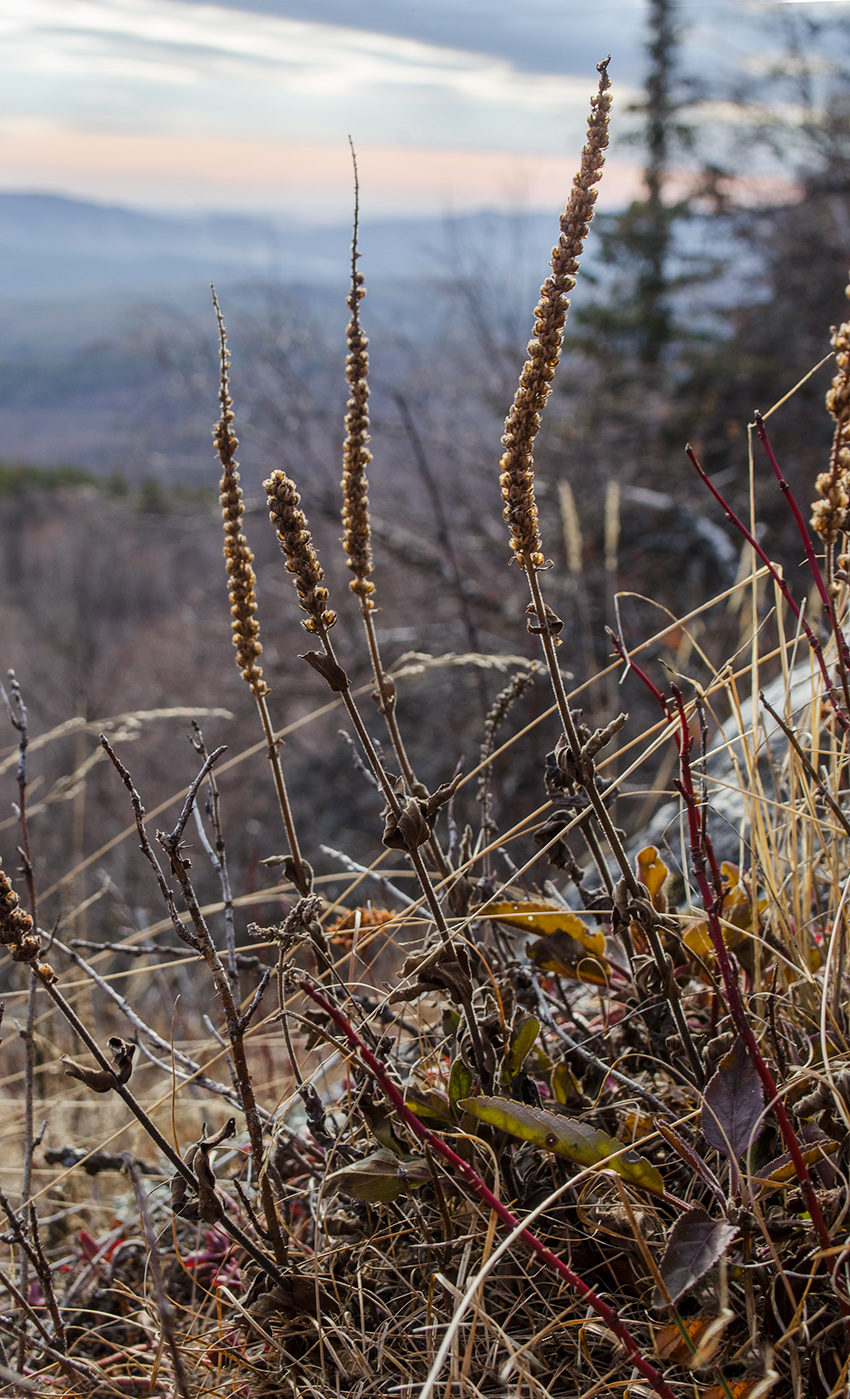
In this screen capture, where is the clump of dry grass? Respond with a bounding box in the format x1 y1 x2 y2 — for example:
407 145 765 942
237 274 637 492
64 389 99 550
4 60 850 1399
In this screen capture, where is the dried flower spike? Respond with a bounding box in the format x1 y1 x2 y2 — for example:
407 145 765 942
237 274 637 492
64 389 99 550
341 143 375 606
265 470 337 633
0 857 53 977
212 289 268 694
813 276 850 543
500 60 611 568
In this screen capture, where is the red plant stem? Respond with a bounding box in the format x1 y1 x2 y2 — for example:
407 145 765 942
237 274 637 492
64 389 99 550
606 625 672 715
669 686 837 1262
300 979 678 1399
685 444 850 733
754 411 850 722
753 413 836 622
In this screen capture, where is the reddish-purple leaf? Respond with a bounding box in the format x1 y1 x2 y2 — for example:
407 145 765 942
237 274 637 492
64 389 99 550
701 1036 764 1162
653 1208 738 1306
654 1118 725 1204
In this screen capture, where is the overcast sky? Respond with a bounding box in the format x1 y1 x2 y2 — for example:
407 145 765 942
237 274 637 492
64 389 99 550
1 0 847 221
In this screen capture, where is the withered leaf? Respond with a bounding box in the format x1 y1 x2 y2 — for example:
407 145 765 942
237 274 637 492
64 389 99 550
653 1207 738 1306
299 650 349 692
653 1119 725 1205
62 1036 136 1094
701 1036 764 1162
325 1148 430 1203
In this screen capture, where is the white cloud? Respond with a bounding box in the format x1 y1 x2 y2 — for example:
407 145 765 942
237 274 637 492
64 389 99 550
1 0 623 147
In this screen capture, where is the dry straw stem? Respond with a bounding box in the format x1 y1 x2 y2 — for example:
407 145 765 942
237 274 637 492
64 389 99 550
212 289 310 896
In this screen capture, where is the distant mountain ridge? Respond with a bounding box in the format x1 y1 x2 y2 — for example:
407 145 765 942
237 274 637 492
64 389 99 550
0 191 560 297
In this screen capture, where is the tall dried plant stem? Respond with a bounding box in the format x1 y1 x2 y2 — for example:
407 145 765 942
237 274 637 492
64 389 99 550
32 967 286 1287
498 62 702 1085
266 471 490 1078
212 289 310 897
340 153 451 878
2 674 39 1370
101 737 289 1268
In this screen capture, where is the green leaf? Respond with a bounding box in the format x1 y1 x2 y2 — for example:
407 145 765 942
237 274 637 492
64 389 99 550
508 1017 541 1077
458 1096 664 1195
405 1085 454 1125
325 1149 430 1203
448 1058 474 1112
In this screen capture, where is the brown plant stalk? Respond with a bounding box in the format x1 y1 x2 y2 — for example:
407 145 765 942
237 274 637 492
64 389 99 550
265 469 491 1079
340 147 451 878
498 59 703 1085
101 735 289 1269
212 289 311 897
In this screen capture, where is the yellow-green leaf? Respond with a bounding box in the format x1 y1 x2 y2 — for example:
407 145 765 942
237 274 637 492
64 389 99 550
508 1016 540 1076
552 1061 582 1107
405 1086 454 1126
637 846 669 909
448 1058 474 1112
325 1149 430 1203
484 902 604 955
458 1096 664 1195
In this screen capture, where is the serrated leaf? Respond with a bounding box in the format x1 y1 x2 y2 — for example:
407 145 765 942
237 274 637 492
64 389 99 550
508 1017 540 1076
701 1037 764 1162
653 1207 738 1306
654 1119 725 1204
448 1058 474 1112
325 1149 430 1203
484 901 605 955
458 1096 664 1195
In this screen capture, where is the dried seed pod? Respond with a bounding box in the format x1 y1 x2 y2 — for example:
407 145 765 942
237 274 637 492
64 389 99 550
500 61 611 570
265 470 337 633
341 150 375 606
212 291 268 695
62 1037 136 1094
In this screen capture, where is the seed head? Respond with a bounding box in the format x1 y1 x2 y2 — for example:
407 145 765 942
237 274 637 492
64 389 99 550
212 291 268 694
265 470 337 633
813 277 850 542
0 858 51 976
500 60 611 569
341 151 375 606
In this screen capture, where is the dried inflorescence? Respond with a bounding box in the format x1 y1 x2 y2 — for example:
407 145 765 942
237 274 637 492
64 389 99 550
341 167 375 606
0 858 52 979
812 277 850 544
500 60 611 569
265 470 337 633
213 293 268 695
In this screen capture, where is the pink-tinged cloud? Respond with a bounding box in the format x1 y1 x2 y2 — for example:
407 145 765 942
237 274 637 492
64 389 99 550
0 122 645 217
